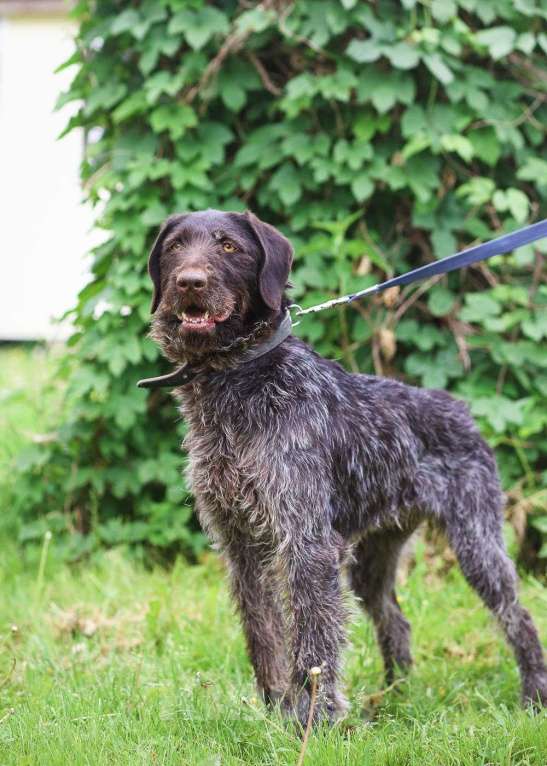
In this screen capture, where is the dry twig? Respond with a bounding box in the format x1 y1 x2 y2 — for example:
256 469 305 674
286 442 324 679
246 51 282 95
447 317 471 371
392 275 444 323
184 0 282 104
296 666 321 766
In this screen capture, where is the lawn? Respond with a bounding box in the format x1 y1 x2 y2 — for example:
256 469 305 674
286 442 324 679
0 347 546 765
0 344 64 505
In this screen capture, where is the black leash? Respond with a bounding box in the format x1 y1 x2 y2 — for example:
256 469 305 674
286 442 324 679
292 219 547 316
137 310 293 389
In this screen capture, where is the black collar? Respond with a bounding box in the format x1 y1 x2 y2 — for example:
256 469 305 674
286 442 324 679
137 311 293 390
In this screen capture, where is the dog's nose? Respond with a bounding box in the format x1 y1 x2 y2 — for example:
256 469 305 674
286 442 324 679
176 269 208 292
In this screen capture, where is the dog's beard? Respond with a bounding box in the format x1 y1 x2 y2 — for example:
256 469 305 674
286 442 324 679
150 300 254 364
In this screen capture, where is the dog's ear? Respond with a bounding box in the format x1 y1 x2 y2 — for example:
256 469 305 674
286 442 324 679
245 211 293 312
148 214 185 313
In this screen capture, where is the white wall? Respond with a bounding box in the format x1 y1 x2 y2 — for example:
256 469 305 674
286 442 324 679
0 11 95 340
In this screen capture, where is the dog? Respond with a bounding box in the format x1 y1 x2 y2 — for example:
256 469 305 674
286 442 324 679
146 209 546 726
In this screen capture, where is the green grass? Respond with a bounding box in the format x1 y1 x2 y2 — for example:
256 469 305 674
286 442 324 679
0 345 63 522
0 345 61 463
0 347 546 765
1 540 546 765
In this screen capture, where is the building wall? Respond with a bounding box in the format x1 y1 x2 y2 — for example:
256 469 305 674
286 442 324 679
0 9 96 340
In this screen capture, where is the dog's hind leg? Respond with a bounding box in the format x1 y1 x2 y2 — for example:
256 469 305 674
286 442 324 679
349 526 417 684
443 486 547 708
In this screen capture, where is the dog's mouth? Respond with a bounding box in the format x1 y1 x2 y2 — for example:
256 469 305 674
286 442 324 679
175 304 232 333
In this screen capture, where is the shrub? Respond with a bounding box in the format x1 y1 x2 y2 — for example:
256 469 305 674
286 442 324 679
14 0 547 563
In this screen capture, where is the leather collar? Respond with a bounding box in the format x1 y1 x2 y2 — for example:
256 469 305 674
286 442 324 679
137 311 292 390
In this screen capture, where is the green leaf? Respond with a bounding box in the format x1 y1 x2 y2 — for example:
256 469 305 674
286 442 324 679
506 189 529 223
515 32 536 54
296 265 330 289
475 26 516 60
422 53 454 84
318 68 358 101
517 157 547 187
139 31 180 75
436 348 463 379
534 516 547 535
401 105 427 138
386 42 419 69
431 0 456 22
270 163 302 206
197 122 233 164
428 287 456 317
404 155 440 202
110 9 140 36
112 91 148 123
492 188 529 223
168 7 229 50
346 39 383 63
522 313 547 342
405 353 447 388
456 177 495 206
460 293 502 323
220 80 246 111
236 6 276 34
142 201 168 226
431 229 457 259
471 396 524 433
351 173 374 201
145 70 188 103
397 320 444 351
468 128 501 167
150 104 197 140
371 84 397 113
84 82 127 115
440 134 474 162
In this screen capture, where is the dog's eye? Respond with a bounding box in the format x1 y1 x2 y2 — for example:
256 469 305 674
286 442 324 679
222 241 237 253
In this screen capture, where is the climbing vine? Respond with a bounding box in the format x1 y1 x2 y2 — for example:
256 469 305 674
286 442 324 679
14 0 547 564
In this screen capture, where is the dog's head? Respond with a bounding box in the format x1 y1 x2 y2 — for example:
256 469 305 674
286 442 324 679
148 209 293 361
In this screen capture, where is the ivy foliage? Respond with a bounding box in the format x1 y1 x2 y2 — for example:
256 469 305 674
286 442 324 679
15 0 547 562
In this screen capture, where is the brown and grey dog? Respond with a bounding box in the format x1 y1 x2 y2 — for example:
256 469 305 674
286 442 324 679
147 208 546 726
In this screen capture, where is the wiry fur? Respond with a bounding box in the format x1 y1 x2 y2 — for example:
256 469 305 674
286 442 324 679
148 209 546 726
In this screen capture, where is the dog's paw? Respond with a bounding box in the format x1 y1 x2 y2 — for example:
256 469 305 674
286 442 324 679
261 686 286 708
522 671 547 710
282 687 348 731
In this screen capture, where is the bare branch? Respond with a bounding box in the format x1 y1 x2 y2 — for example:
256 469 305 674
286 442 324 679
185 0 284 104
246 51 282 95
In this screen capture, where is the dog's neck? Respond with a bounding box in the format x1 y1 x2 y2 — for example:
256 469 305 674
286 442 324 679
185 314 277 371
137 311 292 390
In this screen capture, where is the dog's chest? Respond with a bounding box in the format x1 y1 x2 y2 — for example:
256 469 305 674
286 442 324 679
181 394 272 534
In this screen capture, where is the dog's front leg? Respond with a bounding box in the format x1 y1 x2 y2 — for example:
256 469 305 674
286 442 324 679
279 531 348 728
222 533 289 706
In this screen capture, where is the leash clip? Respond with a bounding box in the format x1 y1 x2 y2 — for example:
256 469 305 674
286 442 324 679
288 304 302 326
